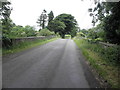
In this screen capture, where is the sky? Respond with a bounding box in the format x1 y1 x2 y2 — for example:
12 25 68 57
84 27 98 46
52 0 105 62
10 0 95 30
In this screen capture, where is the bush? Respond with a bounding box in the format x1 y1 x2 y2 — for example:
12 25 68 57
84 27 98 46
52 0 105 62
81 39 120 65
37 28 55 36
2 35 12 48
74 38 120 88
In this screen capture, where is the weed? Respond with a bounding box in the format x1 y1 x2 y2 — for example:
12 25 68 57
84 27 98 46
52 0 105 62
74 38 119 88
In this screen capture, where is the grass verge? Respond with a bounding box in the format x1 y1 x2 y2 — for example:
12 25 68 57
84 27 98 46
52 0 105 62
74 38 119 88
3 37 59 56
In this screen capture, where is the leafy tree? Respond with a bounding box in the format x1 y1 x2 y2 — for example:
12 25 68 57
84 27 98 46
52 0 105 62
55 13 78 38
84 24 105 42
1 1 13 48
9 25 37 38
47 20 66 38
48 11 54 26
1 1 13 36
0 1 12 19
24 25 37 37
2 18 13 38
9 25 26 38
70 27 77 38
37 9 47 29
92 1 120 44
80 29 88 36
95 23 105 40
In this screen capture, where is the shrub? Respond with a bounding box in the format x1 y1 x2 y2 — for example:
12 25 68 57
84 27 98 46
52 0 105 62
37 28 55 36
81 39 120 65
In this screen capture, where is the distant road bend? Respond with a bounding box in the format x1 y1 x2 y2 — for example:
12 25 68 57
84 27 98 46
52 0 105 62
3 39 100 88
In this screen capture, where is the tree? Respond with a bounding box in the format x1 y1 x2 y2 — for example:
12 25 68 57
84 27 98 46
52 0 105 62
91 1 120 44
9 25 26 38
1 1 13 48
24 25 37 37
1 1 13 36
47 20 66 38
0 1 12 19
55 13 78 38
70 27 77 38
48 11 54 26
9 25 37 38
37 9 47 29
80 29 88 35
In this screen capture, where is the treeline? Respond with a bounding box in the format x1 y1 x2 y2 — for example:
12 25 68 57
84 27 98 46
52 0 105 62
1 2 55 39
77 1 120 65
1 1 78 49
84 1 120 45
75 1 120 88
0 2 54 48
37 10 78 38
1 2 38 46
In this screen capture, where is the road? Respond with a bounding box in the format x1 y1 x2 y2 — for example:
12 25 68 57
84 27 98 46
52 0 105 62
3 39 100 88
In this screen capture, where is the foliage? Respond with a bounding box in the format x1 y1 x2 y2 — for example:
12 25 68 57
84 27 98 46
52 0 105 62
55 13 77 35
9 25 37 38
0 1 12 19
48 13 78 38
47 20 66 38
74 38 120 88
24 25 37 37
77 29 88 38
9 25 26 38
87 28 98 39
1 1 14 48
37 28 55 36
75 36 120 65
85 41 119 65
37 9 47 29
1 1 13 36
78 25 104 42
80 29 88 35
92 1 120 44
48 11 54 26
2 25 37 48
2 18 14 38
77 32 85 37
70 27 77 38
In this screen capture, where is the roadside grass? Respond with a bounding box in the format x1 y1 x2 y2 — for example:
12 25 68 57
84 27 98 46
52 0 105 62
3 37 59 56
74 38 120 88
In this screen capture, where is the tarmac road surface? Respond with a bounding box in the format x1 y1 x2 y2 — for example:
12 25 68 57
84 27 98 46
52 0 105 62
3 39 100 88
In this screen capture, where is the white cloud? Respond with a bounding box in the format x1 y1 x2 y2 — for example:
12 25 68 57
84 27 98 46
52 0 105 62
10 0 94 29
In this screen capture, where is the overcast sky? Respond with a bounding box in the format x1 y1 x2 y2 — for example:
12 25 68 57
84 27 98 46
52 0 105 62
10 0 95 30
